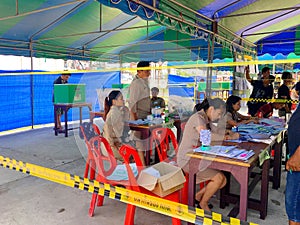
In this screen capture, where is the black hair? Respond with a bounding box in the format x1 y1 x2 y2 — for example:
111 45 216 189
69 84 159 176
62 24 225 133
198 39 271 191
104 90 122 121
281 71 292 80
262 67 270 74
137 61 150 69
151 87 159 92
196 97 225 112
226 95 241 114
62 72 71 76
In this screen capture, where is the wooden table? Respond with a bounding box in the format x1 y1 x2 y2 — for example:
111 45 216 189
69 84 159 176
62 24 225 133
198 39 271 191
54 103 92 137
89 111 105 122
187 141 272 222
127 123 163 165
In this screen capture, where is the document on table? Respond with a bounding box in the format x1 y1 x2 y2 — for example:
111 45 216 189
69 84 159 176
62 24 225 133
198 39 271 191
193 145 255 161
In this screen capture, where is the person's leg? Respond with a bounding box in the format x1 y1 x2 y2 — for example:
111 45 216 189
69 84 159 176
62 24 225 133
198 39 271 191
57 113 62 129
199 172 226 211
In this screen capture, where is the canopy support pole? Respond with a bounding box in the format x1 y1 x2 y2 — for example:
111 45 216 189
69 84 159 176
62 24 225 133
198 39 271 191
30 41 34 129
206 22 217 98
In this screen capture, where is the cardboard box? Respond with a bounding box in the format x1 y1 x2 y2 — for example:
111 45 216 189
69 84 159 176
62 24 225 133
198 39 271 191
137 162 186 197
54 84 86 104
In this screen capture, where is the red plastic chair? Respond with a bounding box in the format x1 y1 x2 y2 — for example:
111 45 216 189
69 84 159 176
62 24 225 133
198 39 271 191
88 136 132 217
150 127 208 205
92 123 101 135
79 125 96 180
119 144 181 225
150 127 178 163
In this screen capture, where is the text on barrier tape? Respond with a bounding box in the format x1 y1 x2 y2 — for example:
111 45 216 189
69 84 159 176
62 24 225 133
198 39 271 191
0 155 258 225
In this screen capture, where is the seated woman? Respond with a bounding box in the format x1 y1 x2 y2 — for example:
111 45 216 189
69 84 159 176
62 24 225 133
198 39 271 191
225 95 258 129
176 98 239 211
103 90 130 162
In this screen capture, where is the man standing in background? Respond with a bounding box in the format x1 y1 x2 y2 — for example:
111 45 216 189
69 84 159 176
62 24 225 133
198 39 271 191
128 61 151 165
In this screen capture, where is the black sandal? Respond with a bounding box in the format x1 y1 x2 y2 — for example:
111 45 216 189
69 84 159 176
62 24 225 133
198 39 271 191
194 199 213 209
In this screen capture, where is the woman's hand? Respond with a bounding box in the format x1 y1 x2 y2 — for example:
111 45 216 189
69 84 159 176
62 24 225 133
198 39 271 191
225 132 240 140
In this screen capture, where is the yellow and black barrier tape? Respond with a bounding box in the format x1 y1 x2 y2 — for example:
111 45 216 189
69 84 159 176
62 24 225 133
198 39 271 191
241 98 299 104
0 155 258 225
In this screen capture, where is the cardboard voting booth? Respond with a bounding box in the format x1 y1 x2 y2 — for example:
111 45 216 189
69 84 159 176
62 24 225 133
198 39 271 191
54 84 86 104
137 162 186 197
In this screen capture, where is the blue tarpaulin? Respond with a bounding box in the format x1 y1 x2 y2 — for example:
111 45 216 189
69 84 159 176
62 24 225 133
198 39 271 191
0 70 120 132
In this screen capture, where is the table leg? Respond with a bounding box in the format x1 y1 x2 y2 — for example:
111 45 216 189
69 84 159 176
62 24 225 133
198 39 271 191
272 140 282 190
79 107 83 124
54 105 58 136
64 107 68 137
187 158 199 225
231 167 248 221
260 158 270 219
141 130 150 165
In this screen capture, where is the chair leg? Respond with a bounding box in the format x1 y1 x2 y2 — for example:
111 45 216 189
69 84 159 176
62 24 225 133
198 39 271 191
89 193 98 217
124 204 136 225
89 160 96 180
97 195 104 206
172 217 181 225
84 160 90 178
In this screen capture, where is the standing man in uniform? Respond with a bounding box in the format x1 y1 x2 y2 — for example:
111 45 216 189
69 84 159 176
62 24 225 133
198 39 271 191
53 72 71 131
128 61 151 165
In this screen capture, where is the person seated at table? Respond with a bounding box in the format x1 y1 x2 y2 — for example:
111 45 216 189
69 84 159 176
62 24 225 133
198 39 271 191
255 100 285 118
103 90 130 162
150 87 165 109
225 95 258 129
176 97 239 211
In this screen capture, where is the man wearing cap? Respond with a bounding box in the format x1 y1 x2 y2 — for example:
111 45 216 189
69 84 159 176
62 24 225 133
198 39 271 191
245 66 275 116
128 61 151 165
53 72 71 131
151 87 165 109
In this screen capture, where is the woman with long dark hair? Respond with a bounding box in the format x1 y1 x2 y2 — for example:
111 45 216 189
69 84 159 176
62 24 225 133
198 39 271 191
177 97 239 211
225 95 257 129
103 90 130 161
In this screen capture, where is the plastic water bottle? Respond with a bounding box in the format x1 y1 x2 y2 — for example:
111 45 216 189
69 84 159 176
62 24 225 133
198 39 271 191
164 106 169 123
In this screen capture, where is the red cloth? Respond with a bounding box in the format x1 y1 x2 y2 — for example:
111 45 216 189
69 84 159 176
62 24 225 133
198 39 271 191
257 103 273 118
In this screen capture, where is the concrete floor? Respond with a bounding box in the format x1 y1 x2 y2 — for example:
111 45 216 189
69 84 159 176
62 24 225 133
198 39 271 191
0 126 289 225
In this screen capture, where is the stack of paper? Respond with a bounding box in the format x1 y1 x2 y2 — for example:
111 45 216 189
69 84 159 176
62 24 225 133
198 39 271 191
193 145 255 161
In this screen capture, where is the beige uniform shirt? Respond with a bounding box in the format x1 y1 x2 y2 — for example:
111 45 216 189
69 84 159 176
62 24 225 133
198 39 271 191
176 110 223 183
128 75 151 120
225 111 243 129
103 106 129 161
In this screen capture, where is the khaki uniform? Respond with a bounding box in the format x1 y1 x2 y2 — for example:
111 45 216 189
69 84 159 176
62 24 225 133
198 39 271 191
103 106 129 161
224 111 243 130
176 110 222 183
128 75 151 120
128 75 151 151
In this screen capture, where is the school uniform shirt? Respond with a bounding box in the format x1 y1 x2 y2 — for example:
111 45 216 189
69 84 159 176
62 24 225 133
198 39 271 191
103 106 129 161
128 75 151 120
